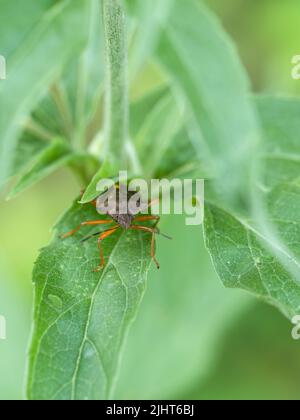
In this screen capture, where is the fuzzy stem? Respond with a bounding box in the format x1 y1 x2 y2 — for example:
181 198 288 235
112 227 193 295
102 0 128 170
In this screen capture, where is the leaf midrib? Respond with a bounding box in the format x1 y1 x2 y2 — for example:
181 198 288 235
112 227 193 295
70 229 126 400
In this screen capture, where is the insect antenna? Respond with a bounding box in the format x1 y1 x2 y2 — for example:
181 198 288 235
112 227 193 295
81 231 102 243
156 229 172 240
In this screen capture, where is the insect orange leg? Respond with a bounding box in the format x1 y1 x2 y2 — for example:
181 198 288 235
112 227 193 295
61 219 114 239
130 225 160 269
94 227 120 272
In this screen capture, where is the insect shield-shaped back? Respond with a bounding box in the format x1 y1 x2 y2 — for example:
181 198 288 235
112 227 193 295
96 184 142 229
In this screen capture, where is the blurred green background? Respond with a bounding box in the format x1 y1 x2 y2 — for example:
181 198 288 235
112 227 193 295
1 0 300 400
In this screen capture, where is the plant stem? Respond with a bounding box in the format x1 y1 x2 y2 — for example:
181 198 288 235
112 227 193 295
102 0 128 170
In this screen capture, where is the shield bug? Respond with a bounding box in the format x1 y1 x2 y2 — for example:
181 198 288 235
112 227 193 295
61 184 171 272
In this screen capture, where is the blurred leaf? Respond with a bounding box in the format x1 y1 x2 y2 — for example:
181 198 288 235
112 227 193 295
156 0 259 209
7 139 73 199
256 96 300 188
131 86 210 180
0 0 91 186
135 92 183 177
155 126 210 180
130 84 209 180
115 214 252 399
0 266 31 400
204 96 300 319
27 200 152 400
31 89 71 139
126 0 173 79
189 302 300 400
0 0 55 58
63 0 104 145
1 0 104 193
6 133 47 181
17 0 104 150
130 85 168 139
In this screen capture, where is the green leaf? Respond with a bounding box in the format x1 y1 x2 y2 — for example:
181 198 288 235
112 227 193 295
80 160 116 203
0 0 91 186
204 96 300 319
204 202 300 319
156 0 259 209
26 200 153 400
7 139 73 199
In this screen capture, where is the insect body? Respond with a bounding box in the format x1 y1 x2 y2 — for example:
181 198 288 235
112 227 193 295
61 185 169 272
